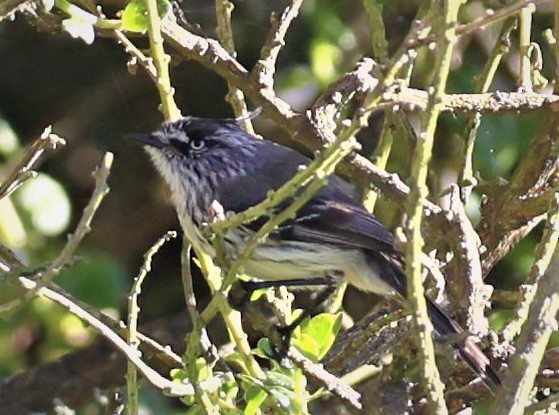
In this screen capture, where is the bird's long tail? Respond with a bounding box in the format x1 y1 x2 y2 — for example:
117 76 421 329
426 298 501 391
374 253 501 391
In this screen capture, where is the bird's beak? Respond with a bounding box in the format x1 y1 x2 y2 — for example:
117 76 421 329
125 133 166 149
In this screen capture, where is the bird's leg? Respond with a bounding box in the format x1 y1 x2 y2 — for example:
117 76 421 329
227 277 334 311
275 283 338 358
227 276 341 358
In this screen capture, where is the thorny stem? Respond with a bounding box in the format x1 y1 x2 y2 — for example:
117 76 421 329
126 231 176 415
404 1 462 413
143 0 180 120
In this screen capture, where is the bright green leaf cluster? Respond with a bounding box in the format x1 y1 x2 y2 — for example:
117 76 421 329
240 361 309 415
171 359 239 411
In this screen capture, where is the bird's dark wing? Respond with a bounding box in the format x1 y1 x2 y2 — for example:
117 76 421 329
274 199 398 255
214 137 396 254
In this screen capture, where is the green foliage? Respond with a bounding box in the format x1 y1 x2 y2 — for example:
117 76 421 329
239 362 309 415
165 314 341 414
121 0 171 33
291 313 342 362
171 359 240 413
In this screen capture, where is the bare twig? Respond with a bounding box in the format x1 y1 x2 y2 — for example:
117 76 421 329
127 230 177 415
215 0 253 132
180 239 219 412
288 347 362 410
0 126 65 200
113 31 158 81
1 244 183 368
0 152 113 315
17 276 217 397
518 4 535 91
500 190 559 344
411 0 547 49
458 17 516 203
250 0 304 92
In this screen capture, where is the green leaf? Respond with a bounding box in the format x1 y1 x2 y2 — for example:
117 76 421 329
249 287 269 302
121 0 171 33
254 338 274 359
61 17 95 44
244 385 267 415
194 357 212 381
265 386 294 410
291 332 319 361
292 313 342 361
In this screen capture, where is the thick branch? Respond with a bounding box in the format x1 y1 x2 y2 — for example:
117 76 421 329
382 87 559 114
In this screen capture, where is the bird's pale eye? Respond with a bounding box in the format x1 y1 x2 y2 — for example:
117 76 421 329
190 139 206 151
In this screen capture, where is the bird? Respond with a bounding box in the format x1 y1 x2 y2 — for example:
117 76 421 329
129 115 501 391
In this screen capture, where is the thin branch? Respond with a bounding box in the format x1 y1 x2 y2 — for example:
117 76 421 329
458 17 516 202
17 276 218 397
185 248 265 381
215 0 253 132
144 0 181 120
180 239 219 412
113 31 158 81
0 126 66 200
0 250 183 369
518 4 535 91
410 0 547 49
0 152 113 315
404 1 462 412
287 348 362 410
345 12 434 139
250 0 304 92
358 0 396 212
48 282 184 367
500 190 559 343
126 231 177 415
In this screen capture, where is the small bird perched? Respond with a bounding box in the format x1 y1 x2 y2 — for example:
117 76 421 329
130 116 500 390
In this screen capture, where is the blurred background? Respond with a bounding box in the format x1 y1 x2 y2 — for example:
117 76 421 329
0 0 554 412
